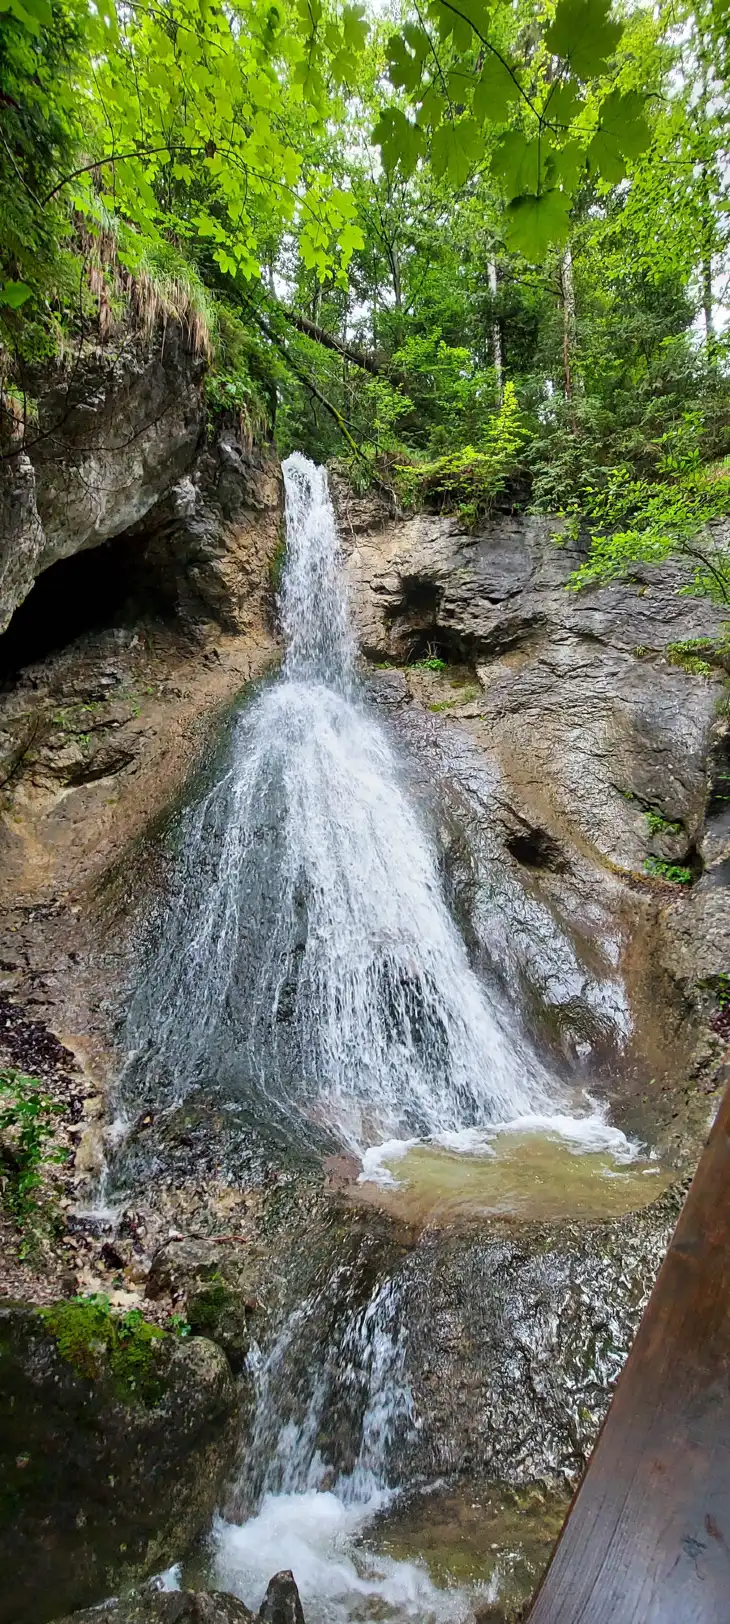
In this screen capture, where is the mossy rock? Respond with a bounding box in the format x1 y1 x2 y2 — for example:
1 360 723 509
186 1281 250 1374
41 1296 167 1405
0 1299 238 1624
50 1586 256 1624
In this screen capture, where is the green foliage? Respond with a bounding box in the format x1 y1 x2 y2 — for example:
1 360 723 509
376 0 654 261
42 1295 166 1405
0 1069 66 1249
395 382 524 523
411 654 448 671
645 809 683 836
666 634 730 676
644 857 693 884
706 973 730 1011
205 304 278 441
562 418 730 598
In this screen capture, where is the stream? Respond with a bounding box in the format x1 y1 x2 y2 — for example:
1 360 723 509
122 454 652 1623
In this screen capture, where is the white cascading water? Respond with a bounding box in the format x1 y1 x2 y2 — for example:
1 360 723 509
123 452 555 1152
213 1275 484 1624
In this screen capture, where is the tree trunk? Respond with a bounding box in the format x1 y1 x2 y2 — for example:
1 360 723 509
488 259 503 399
560 246 577 406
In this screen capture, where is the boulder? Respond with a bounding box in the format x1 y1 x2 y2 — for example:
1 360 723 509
49 1573 309 1624
51 1588 256 1624
0 1300 238 1624
0 327 281 640
258 1572 306 1624
146 1237 268 1374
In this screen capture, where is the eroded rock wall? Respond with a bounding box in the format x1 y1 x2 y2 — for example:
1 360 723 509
338 492 730 1159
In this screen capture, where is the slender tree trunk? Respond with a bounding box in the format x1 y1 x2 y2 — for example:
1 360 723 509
700 164 715 352
560 246 577 407
488 258 503 399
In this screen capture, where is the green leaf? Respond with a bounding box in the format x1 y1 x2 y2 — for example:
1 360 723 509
542 80 583 129
331 48 359 85
0 281 33 309
418 82 448 130
431 117 481 186
491 131 551 200
372 107 426 178
387 32 424 94
472 55 522 124
342 2 368 53
16 0 52 22
545 0 623 79
428 0 470 52
549 139 588 189
588 89 651 183
503 189 572 258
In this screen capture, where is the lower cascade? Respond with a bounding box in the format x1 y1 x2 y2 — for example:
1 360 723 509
121 454 639 1622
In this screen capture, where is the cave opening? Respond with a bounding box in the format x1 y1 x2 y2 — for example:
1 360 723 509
0 532 176 680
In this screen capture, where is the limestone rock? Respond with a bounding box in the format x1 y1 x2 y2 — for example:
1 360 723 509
0 1300 238 1624
0 331 205 635
258 1572 306 1624
0 329 281 641
51 1588 256 1624
344 506 730 1153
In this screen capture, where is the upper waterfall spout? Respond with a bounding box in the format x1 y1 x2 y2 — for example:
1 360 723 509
281 453 356 691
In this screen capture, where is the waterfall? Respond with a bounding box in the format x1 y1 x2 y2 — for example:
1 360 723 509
123 453 553 1154
121 456 632 1623
212 1274 479 1623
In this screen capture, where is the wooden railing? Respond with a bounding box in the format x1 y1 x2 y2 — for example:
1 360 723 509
526 1083 730 1624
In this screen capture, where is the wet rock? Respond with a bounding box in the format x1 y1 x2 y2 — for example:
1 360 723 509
0 1300 238 1624
344 509 730 1153
0 330 205 635
51 1587 256 1624
146 1237 268 1375
258 1572 306 1624
397 1186 685 1487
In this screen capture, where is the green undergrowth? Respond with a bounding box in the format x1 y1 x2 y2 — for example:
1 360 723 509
0 1069 66 1255
644 808 683 836
394 383 524 526
644 857 693 885
42 1295 167 1407
665 633 730 677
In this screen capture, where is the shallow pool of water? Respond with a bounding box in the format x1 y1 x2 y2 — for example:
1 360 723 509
354 1127 668 1227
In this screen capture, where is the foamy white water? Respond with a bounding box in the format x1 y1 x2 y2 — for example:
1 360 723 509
213 1275 482 1623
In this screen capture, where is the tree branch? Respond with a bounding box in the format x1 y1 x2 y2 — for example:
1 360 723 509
281 310 382 375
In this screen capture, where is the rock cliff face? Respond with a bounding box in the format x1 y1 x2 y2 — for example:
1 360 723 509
337 491 730 1160
0 327 282 1138
1 327 281 639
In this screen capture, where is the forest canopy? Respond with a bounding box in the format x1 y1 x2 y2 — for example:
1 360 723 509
1 0 729 595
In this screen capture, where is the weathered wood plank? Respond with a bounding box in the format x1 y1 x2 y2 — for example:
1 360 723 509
527 1083 730 1624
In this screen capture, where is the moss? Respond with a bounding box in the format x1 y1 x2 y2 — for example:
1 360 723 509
666 635 730 678
41 1296 166 1407
186 1278 230 1334
268 529 287 595
644 808 683 836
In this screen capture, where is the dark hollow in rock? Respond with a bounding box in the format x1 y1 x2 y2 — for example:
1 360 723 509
0 531 176 680
505 827 567 874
